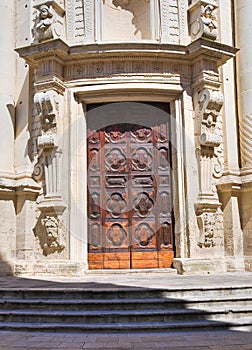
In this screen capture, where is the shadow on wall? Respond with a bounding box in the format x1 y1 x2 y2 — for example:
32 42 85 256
0 255 13 276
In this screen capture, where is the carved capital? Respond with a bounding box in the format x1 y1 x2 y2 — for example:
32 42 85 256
189 0 218 41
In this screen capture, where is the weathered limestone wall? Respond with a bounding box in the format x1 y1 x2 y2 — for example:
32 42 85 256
0 0 16 275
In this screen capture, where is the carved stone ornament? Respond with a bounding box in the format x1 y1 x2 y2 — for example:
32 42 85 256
189 1 218 41
197 212 216 248
32 1 65 43
197 89 223 148
41 215 65 255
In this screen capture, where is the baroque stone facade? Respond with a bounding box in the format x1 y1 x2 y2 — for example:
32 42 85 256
0 0 251 275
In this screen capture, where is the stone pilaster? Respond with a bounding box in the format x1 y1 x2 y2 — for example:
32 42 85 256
235 1 252 173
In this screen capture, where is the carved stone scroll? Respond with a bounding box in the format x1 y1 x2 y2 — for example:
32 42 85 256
189 0 218 41
32 0 65 43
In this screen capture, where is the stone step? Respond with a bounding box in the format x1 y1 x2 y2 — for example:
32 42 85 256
0 306 252 323
0 295 251 311
0 286 252 299
0 318 252 333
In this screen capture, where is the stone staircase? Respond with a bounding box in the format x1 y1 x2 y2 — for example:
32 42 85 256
0 286 251 332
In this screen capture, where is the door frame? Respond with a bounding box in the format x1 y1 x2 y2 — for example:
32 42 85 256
70 83 189 270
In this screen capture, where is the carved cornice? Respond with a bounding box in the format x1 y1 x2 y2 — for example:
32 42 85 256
16 38 237 69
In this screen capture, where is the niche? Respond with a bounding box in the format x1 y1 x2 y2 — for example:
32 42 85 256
101 0 152 41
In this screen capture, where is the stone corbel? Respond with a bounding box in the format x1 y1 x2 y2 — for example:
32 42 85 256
189 0 218 41
32 0 65 43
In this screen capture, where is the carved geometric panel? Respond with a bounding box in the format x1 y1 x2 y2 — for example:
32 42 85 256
88 148 100 172
105 147 127 172
89 223 102 250
159 222 173 250
131 147 153 171
106 176 127 187
105 125 126 143
88 192 100 219
130 126 152 143
132 175 154 187
87 104 173 269
133 222 155 248
106 223 128 248
106 192 127 218
159 191 171 217
158 147 169 171
133 192 154 218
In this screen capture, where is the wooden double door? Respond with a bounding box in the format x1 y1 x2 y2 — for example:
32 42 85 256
87 102 174 269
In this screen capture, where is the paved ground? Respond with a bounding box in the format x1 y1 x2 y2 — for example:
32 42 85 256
0 271 251 349
0 270 252 290
0 329 251 350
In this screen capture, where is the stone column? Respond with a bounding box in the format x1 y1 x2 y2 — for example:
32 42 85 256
235 0 252 271
235 0 252 172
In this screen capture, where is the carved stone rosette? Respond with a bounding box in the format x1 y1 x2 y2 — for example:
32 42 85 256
189 0 218 41
195 87 224 248
32 0 65 43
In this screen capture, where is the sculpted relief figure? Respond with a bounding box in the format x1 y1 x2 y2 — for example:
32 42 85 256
201 4 217 38
33 5 54 43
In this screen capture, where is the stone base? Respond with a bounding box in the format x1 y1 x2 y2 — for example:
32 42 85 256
225 257 245 272
14 261 87 277
173 258 227 275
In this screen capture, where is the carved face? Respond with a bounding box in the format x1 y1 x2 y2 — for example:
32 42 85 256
40 6 49 19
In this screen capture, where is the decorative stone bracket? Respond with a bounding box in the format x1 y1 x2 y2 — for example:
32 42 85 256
197 89 223 148
32 0 65 43
194 88 224 248
189 0 218 41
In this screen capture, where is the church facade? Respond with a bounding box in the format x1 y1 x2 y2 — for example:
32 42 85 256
0 0 251 276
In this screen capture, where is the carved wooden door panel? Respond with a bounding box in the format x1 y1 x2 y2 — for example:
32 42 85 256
87 103 174 269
